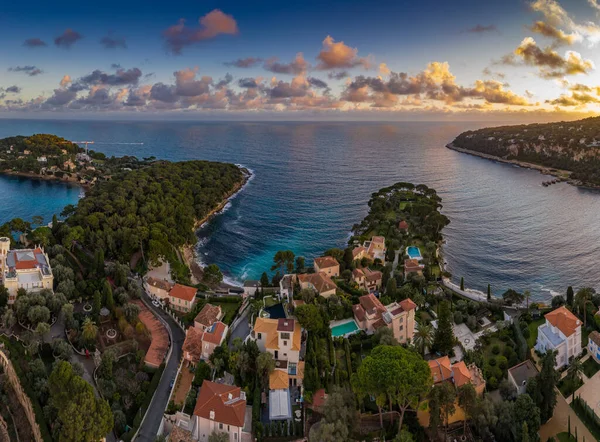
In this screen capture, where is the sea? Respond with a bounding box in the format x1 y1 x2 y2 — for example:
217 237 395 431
1 119 599 302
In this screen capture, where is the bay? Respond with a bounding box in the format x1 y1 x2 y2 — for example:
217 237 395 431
0 119 599 301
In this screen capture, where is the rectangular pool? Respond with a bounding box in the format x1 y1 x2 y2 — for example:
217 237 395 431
406 246 423 260
330 319 360 338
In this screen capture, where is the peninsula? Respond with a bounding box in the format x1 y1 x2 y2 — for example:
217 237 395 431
448 116 600 187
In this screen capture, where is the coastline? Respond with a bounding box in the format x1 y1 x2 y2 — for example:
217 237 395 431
0 169 87 187
181 166 253 286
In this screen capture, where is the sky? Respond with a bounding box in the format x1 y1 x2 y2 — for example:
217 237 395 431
1 0 600 121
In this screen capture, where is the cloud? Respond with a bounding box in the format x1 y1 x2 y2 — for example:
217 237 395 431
590 0 600 11
238 78 259 88
163 9 238 54
8 66 43 76
215 73 233 89
379 63 391 76
44 88 78 107
465 24 497 33
307 77 328 89
264 53 308 75
100 35 127 49
60 75 72 87
328 71 349 80
529 21 578 46
530 0 600 45
482 67 506 79
501 37 594 78
54 29 83 48
224 57 262 68
546 92 600 106
23 38 47 48
77 68 143 87
316 36 371 70
111 64 122 69
5 86 21 93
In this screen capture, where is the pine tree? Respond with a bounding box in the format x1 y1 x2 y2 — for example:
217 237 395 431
433 301 455 355
567 286 574 306
460 277 465 291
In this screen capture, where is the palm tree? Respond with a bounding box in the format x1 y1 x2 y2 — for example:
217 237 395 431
567 357 583 385
575 287 595 328
413 322 434 356
524 290 531 311
81 317 98 344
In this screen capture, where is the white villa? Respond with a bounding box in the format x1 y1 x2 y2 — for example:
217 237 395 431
534 306 582 369
0 237 54 304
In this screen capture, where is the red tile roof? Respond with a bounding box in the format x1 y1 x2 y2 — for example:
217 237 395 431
169 284 197 302
398 220 409 230
545 306 581 337
203 322 227 345
297 272 337 294
429 356 453 384
183 327 203 362
359 293 386 316
399 298 417 311
277 318 295 332
314 256 339 269
146 277 173 292
194 304 222 328
193 381 246 428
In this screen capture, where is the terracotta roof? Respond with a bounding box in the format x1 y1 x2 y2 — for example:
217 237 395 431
352 246 367 259
146 277 173 292
429 356 453 384
254 318 301 351
359 293 386 316
353 304 366 322
363 268 382 282
269 370 289 390
404 258 423 273
169 284 197 302
292 300 305 308
398 220 409 230
545 306 581 337
372 318 387 329
371 236 385 244
452 361 472 387
193 381 246 428
590 331 600 346
311 389 328 410
194 304 222 328
133 300 168 368
183 327 203 363
277 318 295 332
297 272 337 294
203 322 227 345
168 425 194 442
314 256 339 269
352 268 365 279
399 298 417 311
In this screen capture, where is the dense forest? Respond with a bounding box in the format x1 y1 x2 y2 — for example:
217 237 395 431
451 116 600 185
60 160 243 273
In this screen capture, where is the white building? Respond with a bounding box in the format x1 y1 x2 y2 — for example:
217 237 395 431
534 306 582 369
587 330 600 364
507 360 538 396
0 237 53 304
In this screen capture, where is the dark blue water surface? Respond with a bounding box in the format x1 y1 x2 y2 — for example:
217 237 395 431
1 119 599 301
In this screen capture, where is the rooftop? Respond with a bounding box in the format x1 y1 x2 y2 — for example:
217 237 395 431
194 303 222 328
538 323 565 348
145 276 173 292
193 381 246 428
545 306 581 337
169 283 197 302
508 360 538 386
314 256 339 269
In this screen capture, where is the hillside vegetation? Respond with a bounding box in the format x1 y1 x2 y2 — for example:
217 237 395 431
451 116 600 186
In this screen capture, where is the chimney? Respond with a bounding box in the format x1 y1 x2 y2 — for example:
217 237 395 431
209 410 215 420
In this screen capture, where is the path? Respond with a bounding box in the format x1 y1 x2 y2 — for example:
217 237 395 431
135 289 185 442
442 278 521 310
539 392 595 442
228 308 250 349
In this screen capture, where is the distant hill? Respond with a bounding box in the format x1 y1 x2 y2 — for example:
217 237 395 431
450 116 600 186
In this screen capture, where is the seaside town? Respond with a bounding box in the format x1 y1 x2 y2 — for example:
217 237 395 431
0 139 599 442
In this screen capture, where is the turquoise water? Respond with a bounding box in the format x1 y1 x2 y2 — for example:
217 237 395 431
1 120 600 301
407 246 422 260
330 320 360 338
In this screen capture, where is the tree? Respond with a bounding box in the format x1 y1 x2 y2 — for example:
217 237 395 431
567 357 583 385
123 302 141 323
524 290 531 311
502 289 525 306
271 250 295 275
374 327 398 346
460 277 464 291
193 360 212 388
93 291 102 315
256 352 275 390
487 284 491 301
103 279 114 311
413 322 434 356
203 264 223 287
514 394 540 441
567 286 574 306
575 287 595 328
295 256 306 272
433 301 454 355
429 382 456 440
1 309 16 330
260 272 270 287
48 361 113 442
208 432 229 442
535 350 559 423
52 339 73 360
457 383 477 435
294 304 324 333
308 387 357 442
0 285 7 310
82 317 98 344
521 422 530 442
386 278 397 298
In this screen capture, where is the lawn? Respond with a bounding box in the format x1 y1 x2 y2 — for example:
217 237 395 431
527 318 545 348
430 264 441 278
399 202 409 210
483 337 506 359
558 376 583 398
211 300 242 325
263 296 278 308
583 357 600 378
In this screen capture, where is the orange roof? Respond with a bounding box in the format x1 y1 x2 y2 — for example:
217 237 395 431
183 327 203 363
203 322 227 345
371 236 385 244
146 277 173 292
311 389 328 410
193 381 246 428
314 256 339 269
404 258 423 273
352 246 367 258
451 361 472 387
169 284 197 302
297 272 337 294
194 304 222 328
398 220 409 230
429 356 453 384
269 370 289 390
545 306 581 337
359 293 386 316
399 298 417 311
253 317 301 351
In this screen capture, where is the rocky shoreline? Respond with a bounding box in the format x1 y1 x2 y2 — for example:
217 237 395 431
0 169 87 187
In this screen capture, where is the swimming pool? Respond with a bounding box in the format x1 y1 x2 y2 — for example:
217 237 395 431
330 319 360 338
406 246 423 260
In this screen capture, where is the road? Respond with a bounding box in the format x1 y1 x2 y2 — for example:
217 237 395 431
228 308 251 349
135 291 185 442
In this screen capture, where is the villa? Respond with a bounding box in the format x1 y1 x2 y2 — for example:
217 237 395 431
168 283 198 313
534 306 582 369
418 356 485 426
144 276 173 300
507 360 538 396
251 317 304 388
183 321 228 365
404 258 424 277
352 294 416 344
352 267 383 293
587 331 600 363
352 246 368 262
366 236 386 261
297 272 337 298
194 304 224 331
0 237 54 304
313 256 339 277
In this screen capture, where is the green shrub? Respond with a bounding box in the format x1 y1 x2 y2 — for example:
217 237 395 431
489 357 497 366
491 345 500 355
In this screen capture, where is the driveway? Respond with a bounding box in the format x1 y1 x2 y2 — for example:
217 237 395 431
228 308 251 349
539 391 595 442
135 290 185 442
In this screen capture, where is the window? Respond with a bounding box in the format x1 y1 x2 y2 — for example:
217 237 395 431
234 434 238 440
257 332 262 340
219 423 223 430
399 325 404 331
283 341 288 346
281 332 290 340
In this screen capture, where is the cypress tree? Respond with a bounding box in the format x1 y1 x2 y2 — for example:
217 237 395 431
567 286 574 306
460 277 465 291
433 301 455 355
487 284 491 301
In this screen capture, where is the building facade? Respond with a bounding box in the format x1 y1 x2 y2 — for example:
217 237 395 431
352 294 416 344
534 306 582 369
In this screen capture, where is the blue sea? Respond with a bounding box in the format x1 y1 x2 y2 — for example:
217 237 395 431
1 119 599 302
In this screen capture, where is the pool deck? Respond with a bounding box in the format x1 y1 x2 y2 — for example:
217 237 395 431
406 246 423 261
329 318 361 338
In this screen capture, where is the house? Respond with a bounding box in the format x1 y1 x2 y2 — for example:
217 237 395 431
588 330 600 363
398 220 409 231
418 356 485 426
63 160 76 171
251 317 304 388
352 246 368 262
183 321 228 364
144 276 173 301
194 304 223 331
352 294 417 344
534 306 582 369
279 274 296 302
297 272 337 298
313 256 339 277
37 156 47 163
366 236 386 261
191 381 249 442
243 280 260 297
0 238 54 304
508 360 538 395
404 258 424 277
168 283 198 313
352 268 382 293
